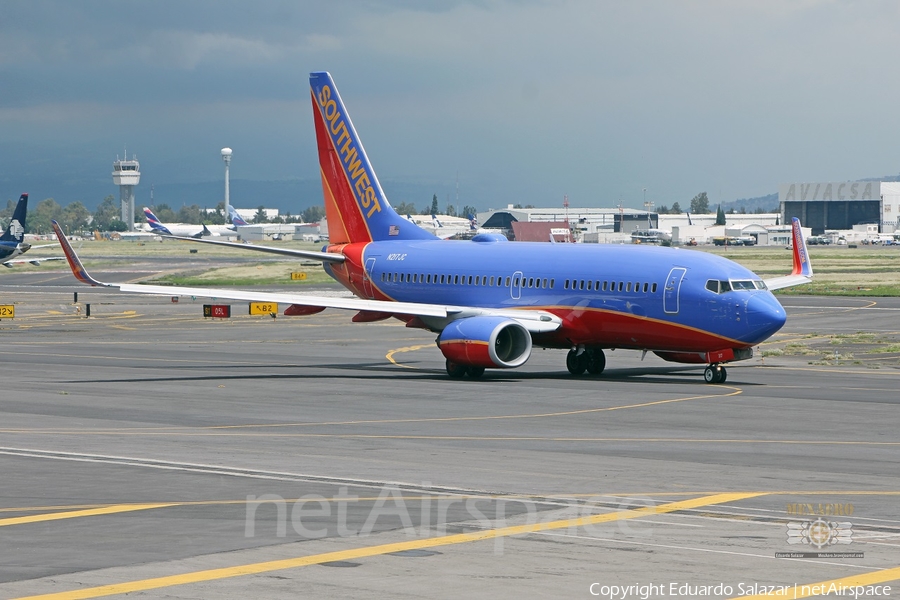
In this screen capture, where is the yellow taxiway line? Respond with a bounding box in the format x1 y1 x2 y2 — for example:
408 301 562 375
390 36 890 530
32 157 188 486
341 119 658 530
14 492 761 600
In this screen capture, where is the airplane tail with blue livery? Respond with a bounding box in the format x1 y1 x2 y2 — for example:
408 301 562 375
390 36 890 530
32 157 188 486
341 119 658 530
53 71 817 384
143 207 173 236
1 193 65 266
309 71 437 245
0 193 28 243
228 206 249 227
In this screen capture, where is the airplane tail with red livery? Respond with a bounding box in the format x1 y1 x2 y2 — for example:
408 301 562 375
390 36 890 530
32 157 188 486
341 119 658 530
310 71 437 245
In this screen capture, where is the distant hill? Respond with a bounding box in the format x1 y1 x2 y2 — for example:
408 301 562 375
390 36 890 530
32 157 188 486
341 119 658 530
720 193 778 213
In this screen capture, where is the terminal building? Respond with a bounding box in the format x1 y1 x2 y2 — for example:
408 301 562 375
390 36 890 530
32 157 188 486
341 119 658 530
476 205 783 245
478 205 657 242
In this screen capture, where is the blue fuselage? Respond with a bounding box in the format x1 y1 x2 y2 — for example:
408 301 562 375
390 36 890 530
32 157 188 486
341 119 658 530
331 239 786 353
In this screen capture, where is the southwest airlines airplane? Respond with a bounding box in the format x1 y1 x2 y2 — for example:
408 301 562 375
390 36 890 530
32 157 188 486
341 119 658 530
52 71 813 383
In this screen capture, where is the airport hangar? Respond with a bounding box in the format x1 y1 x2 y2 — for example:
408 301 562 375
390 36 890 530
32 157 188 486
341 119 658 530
780 180 900 236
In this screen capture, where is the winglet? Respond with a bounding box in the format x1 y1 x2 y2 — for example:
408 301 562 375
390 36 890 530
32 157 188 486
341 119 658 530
52 220 107 287
790 217 813 277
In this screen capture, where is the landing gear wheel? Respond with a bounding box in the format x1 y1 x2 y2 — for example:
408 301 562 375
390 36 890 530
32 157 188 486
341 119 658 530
566 348 587 375
586 349 606 375
446 359 468 379
466 366 485 378
704 364 727 384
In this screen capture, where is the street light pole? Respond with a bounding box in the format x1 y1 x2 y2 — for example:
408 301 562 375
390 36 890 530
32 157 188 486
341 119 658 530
643 188 653 229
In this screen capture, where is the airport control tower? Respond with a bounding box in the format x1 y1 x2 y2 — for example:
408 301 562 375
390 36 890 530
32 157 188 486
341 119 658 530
112 152 140 231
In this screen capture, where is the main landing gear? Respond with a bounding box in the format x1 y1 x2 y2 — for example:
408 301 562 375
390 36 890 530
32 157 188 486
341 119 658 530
566 347 606 376
704 363 727 384
445 359 485 379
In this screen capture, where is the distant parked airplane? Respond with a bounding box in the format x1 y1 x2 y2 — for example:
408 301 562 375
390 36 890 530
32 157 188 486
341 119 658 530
0 194 64 267
142 207 234 238
53 71 813 383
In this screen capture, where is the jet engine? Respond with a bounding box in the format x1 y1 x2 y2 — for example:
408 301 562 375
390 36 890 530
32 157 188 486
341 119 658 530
438 316 532 368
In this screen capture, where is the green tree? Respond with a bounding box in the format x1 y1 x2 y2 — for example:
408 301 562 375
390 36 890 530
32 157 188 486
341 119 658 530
393 201 417 215
92 195 120 230
657 205 669 214
671 202 682 214
253 205 268 223
715 204 726 225
204 202 226 225
28 198 63 234
60 201 91 233
430 194 439 214
689 192 710 214
446 204 456 217
461 205 478 219
151 203 177 223
176 204 202 224
302 206 325 223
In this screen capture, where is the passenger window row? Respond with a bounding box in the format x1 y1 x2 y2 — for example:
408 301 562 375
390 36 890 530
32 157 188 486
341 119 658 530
563 279 658 294
379 272 555 288
378 271 661 295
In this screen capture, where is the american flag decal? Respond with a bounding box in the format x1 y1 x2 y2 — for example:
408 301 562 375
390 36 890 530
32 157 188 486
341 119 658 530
389 225 400 236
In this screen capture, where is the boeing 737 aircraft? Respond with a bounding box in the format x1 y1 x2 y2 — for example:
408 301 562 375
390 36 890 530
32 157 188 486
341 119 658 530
1 194 64 267
53 71 813 383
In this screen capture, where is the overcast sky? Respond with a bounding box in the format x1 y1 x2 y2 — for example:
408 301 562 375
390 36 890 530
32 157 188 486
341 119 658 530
2 0 899 211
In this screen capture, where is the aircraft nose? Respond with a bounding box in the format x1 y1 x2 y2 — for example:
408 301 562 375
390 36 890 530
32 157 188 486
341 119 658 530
745 293 787 343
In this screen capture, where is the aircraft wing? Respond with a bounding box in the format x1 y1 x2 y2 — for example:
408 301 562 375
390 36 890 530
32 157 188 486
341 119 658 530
51 221 560 334
2 256 66 268
157 233 345 263
763 217 813 291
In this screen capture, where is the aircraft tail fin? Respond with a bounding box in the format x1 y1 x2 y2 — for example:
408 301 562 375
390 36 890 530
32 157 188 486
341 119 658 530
143 207 173 236
228 206 249 227
0 194 28 242
309 71 436 244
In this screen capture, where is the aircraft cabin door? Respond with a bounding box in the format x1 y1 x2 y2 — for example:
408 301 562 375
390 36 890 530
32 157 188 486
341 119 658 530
663 267 687 314
510 270 523 300
362 257 377 299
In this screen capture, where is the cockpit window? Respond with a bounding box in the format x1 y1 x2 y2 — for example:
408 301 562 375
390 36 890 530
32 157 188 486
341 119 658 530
705 280 732 293
706 279 764 294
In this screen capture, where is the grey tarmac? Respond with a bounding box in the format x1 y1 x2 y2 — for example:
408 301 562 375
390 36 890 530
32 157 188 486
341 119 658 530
0 274 898 599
